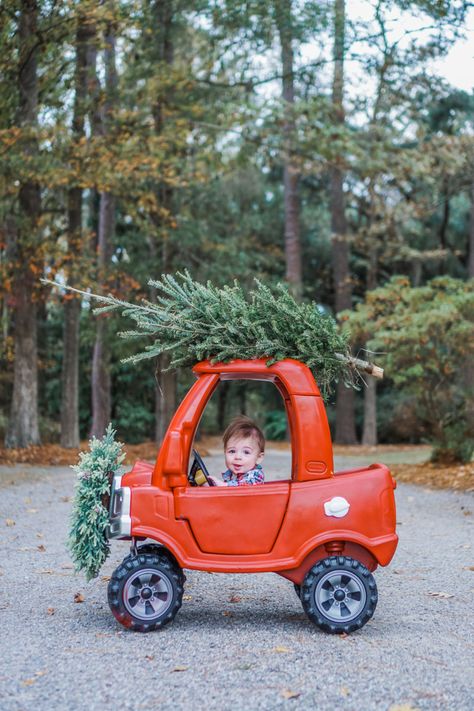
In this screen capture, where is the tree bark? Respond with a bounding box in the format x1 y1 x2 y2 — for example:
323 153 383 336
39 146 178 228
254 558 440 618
90 15 117 438
6 0 41 448
155 353 177 444
469 182 474 279
362 208 378 446
330 0 357 444
61 15 95 447
151 0 177 444
275 0 302 298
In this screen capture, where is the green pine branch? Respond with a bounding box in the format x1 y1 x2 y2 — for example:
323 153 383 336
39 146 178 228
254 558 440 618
42 272 379 396
69 424 125 581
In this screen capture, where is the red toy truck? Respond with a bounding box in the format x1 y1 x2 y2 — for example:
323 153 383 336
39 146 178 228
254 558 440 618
107 358 398 634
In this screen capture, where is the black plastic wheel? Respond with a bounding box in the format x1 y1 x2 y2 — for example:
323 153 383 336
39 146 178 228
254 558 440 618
108 553 184 632
293 583 301 599
125 544 186 585
301 556 377 634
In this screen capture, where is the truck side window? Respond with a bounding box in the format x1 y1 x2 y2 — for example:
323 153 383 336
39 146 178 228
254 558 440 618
193 379 291 483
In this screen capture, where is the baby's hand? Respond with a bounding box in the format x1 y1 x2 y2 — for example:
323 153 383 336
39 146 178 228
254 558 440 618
209 477 226 486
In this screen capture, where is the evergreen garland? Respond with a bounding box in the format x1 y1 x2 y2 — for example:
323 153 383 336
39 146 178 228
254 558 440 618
59 272 356 396
69 424 125 581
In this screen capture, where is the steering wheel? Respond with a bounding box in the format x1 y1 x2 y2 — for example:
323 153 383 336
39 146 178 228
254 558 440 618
188 448 215 487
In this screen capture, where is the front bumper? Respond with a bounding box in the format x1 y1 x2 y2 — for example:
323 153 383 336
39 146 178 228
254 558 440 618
107 474 131 539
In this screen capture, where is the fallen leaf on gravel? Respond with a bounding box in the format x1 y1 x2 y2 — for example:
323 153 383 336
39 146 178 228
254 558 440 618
24 497 32 504
74 592 85 603
22 671 47 686
462 566 474 571
36 533 43 538
273 646 291 653
101 575 111 581
27 508 38 513
229 595 241 603
281 689 300 700
145 655 154 661
339 632 349 639
61 563 73 569
222 610 233 617
47 607 55 615
39 569 54 575
5 519 15 527
463 510 472 516
340 687 350 697
388 705 420 711
183 594 192 601
171 666 188 672
37 544 46 552
61 496 71 502
427 591 454 599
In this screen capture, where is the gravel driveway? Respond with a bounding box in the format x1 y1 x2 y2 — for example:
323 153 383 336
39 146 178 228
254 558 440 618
1 452 473 711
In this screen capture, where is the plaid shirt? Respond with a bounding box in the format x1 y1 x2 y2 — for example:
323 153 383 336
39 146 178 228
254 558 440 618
221 464 265 487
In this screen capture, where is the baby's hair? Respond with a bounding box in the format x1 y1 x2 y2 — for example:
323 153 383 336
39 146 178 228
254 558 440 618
223 415 265 453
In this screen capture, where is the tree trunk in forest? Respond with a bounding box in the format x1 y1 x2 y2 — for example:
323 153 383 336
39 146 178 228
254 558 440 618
6 1 41 448
151 0 177 443
217 381 230 430
330 0 357 444
275 0 302 298
362 378 377 446
61 296 81 447
61 15 95 447
90 193 115 438
90 18 117 438
155 353 177 444
469 182 474 279
362 209 378 447
439 178 450 250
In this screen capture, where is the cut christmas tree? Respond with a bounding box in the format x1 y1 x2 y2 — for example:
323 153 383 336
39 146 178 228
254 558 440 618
43 271 382 397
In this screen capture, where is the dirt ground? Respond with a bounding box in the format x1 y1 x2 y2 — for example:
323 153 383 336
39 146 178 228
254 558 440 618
0 438 472 492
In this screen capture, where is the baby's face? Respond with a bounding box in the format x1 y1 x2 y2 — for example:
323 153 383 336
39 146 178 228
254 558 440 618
225 435 264 477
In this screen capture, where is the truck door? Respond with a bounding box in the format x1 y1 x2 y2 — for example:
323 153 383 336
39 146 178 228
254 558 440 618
174 482 290 555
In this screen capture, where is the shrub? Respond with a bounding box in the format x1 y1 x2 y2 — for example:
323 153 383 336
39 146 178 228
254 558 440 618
344 276 474 463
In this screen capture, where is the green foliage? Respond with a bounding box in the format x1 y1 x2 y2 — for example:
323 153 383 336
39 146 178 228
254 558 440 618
264 409 288 441
86 271 353 397
345 276 474 462
69 424 125 580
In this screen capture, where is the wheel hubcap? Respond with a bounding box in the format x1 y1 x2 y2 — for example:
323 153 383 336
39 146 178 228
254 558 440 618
314 570 366 622
123 568 173 621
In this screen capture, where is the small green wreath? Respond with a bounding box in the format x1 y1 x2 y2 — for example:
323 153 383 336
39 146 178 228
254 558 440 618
69 424 125 581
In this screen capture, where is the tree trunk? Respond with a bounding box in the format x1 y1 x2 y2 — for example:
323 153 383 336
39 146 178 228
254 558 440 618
469 182 474 279
217 381 230 430
89 17 117 438
61 296 81 447
275 0 302 298
90 193 115 438
155 354 177 444
6 0 41 448
151 0 177 443
362 378 377 446
330 0 357 444
361 211 378 446
61 15 95 447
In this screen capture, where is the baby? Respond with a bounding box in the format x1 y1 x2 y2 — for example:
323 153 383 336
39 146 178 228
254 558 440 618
212 415 265 486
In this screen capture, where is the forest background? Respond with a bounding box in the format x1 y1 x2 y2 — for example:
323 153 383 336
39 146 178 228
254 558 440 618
1 0 473 465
